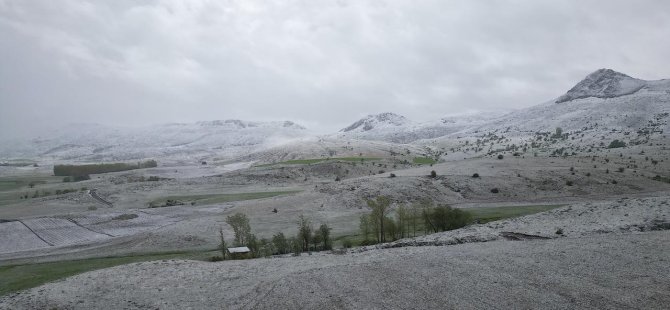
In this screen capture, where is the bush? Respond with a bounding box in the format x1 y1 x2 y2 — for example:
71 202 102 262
497 154 504 160
472 173 480 178
490 188 499 193
607 140 626 149
389 173 396 178
555 228 564 235
565 180 574 186
430 170 437 178
611 180 618 184
342 239 353 248
209 256 223 262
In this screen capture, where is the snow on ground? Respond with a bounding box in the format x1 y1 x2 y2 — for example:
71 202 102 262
1 230 667 309
0 221 50 252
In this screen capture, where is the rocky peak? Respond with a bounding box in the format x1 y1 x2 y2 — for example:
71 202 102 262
340 112 408 132
556 69 646 103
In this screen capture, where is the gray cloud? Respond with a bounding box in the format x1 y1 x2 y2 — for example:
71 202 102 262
1 0 669 137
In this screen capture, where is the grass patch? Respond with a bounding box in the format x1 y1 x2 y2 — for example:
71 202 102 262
412 157 437 165
149 190 301 207
467 205 565 224
0 251 215 296
256 157 381 167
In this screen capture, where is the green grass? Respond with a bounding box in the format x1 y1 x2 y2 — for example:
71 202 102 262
256 157 382 167
412 157 437 165
467 204 565 223
0 251 216 296
149 190 301 207
0 176 57 192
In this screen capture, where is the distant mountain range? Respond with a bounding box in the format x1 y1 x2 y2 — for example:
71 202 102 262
1 69 668 162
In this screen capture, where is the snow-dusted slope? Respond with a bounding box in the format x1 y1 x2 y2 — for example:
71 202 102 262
0 120 310 162
335 112 502 143
338 69 670 144
555 69 647 103
467 70 670 135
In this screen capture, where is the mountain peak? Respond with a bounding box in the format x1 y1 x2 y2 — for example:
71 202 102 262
555 68 646 103
340 112 408 132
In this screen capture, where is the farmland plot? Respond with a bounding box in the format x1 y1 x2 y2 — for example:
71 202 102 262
22 218 110 247
71 212 179 237
0 221 50 254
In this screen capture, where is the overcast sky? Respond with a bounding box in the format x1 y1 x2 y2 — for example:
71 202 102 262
1 0 670 137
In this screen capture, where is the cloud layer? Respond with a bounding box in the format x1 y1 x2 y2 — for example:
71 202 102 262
1 0 669 137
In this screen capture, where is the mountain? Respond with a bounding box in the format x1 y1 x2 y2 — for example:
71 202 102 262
340 112 409 132
0 120 310 162
556 69 647 103
336 111 504 143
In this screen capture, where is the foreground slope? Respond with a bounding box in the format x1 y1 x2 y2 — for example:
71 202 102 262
1 231 667 309
1 195 669 309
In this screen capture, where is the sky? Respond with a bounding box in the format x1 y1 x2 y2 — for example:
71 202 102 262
1 0 670 137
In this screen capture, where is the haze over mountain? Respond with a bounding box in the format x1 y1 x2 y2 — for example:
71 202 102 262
2 69 669 163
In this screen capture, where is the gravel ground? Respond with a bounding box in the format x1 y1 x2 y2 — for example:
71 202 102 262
1 230 668 309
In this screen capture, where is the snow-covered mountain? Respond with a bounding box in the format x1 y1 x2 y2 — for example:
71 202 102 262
337 69 670 144
555 69 647 103
3 68 668 163
0 120 310 162
335 112 502 143
340 113 410 132
467 69 670 135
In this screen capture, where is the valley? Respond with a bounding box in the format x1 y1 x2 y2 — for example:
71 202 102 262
1 69 669 309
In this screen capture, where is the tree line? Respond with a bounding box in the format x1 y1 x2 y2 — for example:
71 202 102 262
359 196 471 245
215 213 332 261
53 160 158 177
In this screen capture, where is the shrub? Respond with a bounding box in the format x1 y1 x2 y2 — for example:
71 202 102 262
611 180 618 184
490 188 499 193
555 228 564 235
565 180 574 186
472 173 480 178
342 239 353 248
430 170 437 178
209 256 223 262
389 173 396 178
607 140 626 149
497 154 504 160
618 167 625 173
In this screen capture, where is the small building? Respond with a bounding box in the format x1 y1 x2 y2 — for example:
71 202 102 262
227 246 251 259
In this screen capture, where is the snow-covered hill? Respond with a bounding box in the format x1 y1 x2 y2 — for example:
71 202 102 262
335 112 502 143
336 69 670 145
0 120 310 162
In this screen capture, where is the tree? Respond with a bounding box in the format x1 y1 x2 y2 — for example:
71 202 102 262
218 227 227 260
359 214 371 243
553 127 563 138
289 236 302 256
396 204 408 239
272 232 290 255
318 223 332 250
226 213 251 246
247 234 259 257
410 202 422 237
297 214 312 252
367 196 391 243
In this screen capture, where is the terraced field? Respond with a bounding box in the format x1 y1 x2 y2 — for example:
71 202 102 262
21 218 109 246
